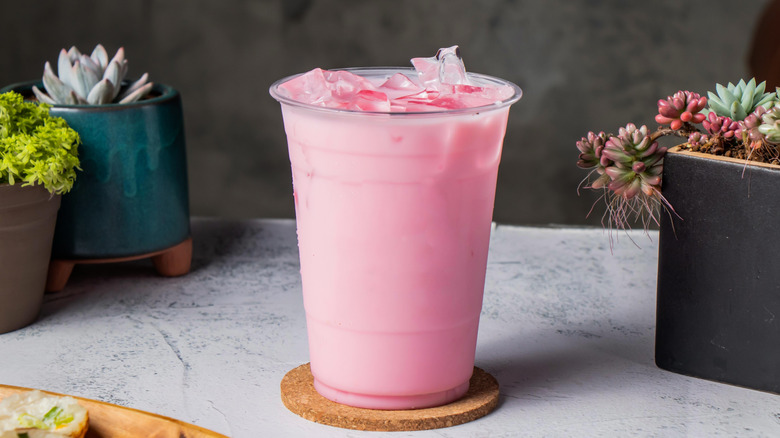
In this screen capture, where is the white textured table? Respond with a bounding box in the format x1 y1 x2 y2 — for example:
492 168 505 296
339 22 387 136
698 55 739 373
1 218 779 437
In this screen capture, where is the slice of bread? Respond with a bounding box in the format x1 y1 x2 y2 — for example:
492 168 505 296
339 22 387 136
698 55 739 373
0 391 88 438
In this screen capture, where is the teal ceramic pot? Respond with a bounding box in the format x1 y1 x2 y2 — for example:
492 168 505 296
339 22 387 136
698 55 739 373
1 82 191 259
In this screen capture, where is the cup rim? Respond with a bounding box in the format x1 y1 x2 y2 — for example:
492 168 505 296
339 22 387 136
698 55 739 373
269 67 522 116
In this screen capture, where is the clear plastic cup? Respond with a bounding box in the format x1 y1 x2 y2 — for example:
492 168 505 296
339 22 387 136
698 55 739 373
270 67 521 409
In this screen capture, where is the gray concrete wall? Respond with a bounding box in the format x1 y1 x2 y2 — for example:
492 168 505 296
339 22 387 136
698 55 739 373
0 1 769 225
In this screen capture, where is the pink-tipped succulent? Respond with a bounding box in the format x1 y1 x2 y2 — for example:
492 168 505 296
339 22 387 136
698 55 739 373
687 131 709 148
736 107 768 149
576 131 608 168
576 123 672 238
602 124 666 199
576 131 611 190
655 91 707 130
702 112 740 139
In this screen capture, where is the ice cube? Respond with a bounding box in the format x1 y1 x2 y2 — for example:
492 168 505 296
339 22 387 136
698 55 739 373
436 46 469 86
381 72 420 91
410 45 470 91
347 89 391 112
378 72 424 101
277 68 333 105
322 69 377 100
410 55 441 90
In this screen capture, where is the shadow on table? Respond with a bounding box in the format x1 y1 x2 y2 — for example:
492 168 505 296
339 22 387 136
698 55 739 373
477 322 655 410
36 218 302 324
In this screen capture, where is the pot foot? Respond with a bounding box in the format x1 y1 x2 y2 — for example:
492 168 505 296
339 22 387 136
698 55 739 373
45 237 193 293
45 260 76 293
152 238 193 277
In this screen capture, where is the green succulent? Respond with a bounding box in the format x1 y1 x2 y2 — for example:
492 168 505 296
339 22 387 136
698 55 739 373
758 102 780 144
703 78 777 121
32 44 153 106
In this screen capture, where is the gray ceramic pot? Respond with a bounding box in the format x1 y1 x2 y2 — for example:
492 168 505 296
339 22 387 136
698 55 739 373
656 147 780 394
0 184 60 333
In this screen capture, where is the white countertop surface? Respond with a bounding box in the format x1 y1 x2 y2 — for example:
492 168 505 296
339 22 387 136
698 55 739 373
1 218 779 437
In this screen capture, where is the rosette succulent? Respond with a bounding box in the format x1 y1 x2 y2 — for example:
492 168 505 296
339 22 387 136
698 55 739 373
576 131 611 189
687 131 709 148
704 78 777 121
32 44 153 105
601 124 666 199
758 103 780 144
655 91 707 130
576 131 608 168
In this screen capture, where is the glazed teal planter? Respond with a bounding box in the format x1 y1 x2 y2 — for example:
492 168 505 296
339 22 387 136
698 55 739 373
1 82 191 259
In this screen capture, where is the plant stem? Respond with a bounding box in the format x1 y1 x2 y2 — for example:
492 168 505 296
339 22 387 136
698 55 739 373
648 125 698 143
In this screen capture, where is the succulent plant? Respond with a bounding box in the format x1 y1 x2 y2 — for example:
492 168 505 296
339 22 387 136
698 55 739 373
601 124 666 199
576 79 780 237
576 131 611 190
702 112 740 139
736 107 768 149
32 45 153 105
655 91 707 130
758 103 780 144
704 78 776 121
576 131 608 168
687 131 709 148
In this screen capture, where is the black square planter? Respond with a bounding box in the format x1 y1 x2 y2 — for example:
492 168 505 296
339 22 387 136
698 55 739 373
656 147 780 394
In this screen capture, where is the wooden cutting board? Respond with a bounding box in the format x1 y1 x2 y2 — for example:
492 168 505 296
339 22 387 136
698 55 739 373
0 384 228 438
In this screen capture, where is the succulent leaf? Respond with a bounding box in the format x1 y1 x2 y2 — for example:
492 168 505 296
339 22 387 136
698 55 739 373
90 44 109 69
103 61 122 98
120 73 149 97
71 61 92 100
78 54 101 78
42 62 74 104
31 86 56 105
86 79 115 105
110 47 128 78
740 79 756 110
717 83 735 108
118 82 153 104
57 49 72 86
66 46 81 63
754 78 766 96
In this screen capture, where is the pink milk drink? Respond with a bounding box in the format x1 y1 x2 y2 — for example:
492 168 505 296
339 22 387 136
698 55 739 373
270 47 521 410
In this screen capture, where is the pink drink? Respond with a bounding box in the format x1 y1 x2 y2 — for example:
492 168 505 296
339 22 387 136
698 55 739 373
270 48 521 409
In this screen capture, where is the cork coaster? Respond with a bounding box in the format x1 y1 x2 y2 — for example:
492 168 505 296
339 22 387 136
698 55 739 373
280 363 499 431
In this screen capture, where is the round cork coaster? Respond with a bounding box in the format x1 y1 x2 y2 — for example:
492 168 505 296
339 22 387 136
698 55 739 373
280 363 499 431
